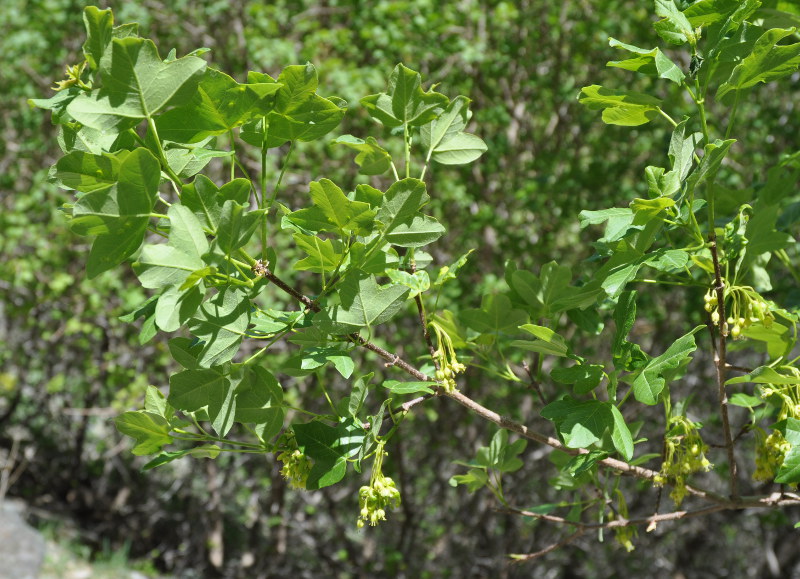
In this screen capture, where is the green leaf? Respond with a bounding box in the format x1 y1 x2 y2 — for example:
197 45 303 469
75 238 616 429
375 178 429 234
434 250 474 288
551 364 605 395
168 368 225 412
315 274 409 334
114 411 172 456
776 418 800 484
142 445 221 470
743 203 792 263
420 96 487 165
609 405 634 461
135 204 209 289
632 327 702 405
82 6 114 70
292 234 343 273
646 249 690 272
242 64 345 148
578 207 636 243
485 429 527 473
313 179 375 235
209 374 236 437
630 197 676 224
217 200 262 253
68 37 206 130
188 289 251 366
360 64 449 128
283 347 355 379
607 38 686 84
565 451 609 476
287 179 375 236
596 243 647 298
294 420 365 489
69 148 161 277
168 337 204 369
668 119 703 182
234 366 284 439
726 366 800 386
144 385 172 418
683 0 753 28
512 324 570 357
156 67 282 143
540 398 632 460
332 135 392 175
382 380 437 395
52 150 120 194
718 28 800 101
612 290 637 361
578 85 662 126
155 284 204 332
654 0 699 46
180 175 227 232
687 139 736 190
386 269 430 298
384 214 446 248
728 392 764 408
449 468 489 492
461 294 528 334
346 373 372 421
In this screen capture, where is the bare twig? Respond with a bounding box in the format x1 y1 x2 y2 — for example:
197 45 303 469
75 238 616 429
521 360 546 405
509 529 585 563
254 263 319 312
708 234 739 499
444 389 728 502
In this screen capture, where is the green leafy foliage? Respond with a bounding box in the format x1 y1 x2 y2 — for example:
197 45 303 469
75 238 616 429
28 3 800 570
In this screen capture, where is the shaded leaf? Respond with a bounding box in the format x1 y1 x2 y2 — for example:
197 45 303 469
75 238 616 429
632 327 702 404
114 411 172 456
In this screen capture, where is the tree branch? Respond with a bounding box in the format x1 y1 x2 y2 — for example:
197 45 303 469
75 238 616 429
509 529 585 563
708 234 739 499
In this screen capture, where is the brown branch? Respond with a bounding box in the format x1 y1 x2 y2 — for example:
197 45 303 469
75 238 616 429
254 263 320 312
521 360 546 405
410 261 440 370
348 333 432 382
505 491 800 531
253 264 744 505
509 529 585 563
414 293 439 368
444 389 726 503
708 234 739 499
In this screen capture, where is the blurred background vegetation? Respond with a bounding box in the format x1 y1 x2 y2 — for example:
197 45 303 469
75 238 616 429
1 0 798 577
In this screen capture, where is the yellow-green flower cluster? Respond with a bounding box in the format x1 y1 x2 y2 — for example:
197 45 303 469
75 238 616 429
654 417 712 506
357 445 401 528
429 320 466 392
610 491 636 552
357 475 401 528
704 284 773 339
276 432 312 489
753 428 791 482
760 367 800 422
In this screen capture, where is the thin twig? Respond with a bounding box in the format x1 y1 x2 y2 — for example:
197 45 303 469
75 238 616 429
509 529 585 563
410 261 440 371
444 389 726 503
521 360 546 405
708 234 739 499
255 263 319 312
254 266 736 502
